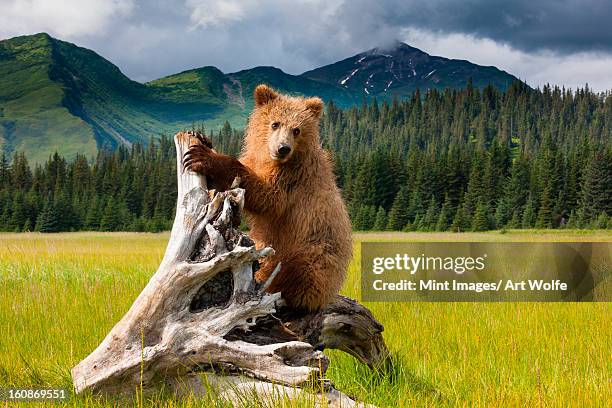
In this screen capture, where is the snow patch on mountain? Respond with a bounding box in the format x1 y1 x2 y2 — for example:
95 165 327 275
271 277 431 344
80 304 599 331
340 68 359 86
365 72 376 89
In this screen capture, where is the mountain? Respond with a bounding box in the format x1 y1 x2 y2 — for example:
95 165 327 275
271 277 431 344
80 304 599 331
0 34 521 163
302 41 518 98
0 33 198 163
148 65 359 120
1 33 99 163
227 66 359 108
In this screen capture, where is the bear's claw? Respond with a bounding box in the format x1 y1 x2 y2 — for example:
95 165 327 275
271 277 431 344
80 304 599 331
184 130 214 149
195 133 213 149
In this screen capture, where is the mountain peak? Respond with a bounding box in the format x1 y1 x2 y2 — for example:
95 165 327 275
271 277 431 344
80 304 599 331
0 32 54 56
302 41 517 97
8 32 52 41
229 65 286 76
360 41 428 63
369 40 417 53
30 32 53 40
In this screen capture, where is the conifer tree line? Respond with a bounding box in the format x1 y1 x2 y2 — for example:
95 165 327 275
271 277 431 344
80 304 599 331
0 81 610 232
323 82 611 231
0 137 178 232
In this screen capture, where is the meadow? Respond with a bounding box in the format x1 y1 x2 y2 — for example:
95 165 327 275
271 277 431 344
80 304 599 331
0 230 611 407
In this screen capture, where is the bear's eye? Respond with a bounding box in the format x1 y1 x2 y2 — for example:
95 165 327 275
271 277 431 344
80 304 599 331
271 122 280 130
292 128 301 136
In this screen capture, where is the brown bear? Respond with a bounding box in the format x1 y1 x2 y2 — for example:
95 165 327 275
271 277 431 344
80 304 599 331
183 84 352 311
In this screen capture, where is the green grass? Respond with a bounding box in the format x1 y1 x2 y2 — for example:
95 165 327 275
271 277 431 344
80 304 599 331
0 230 611 407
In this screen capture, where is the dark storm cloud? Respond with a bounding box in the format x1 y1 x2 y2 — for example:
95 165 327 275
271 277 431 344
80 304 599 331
383 0 612 54
0 0 610 89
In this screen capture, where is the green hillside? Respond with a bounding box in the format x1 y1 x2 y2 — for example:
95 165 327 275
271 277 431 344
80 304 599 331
0 34 523 163
0 34 98 164
0 34 247 163
0 34 181 163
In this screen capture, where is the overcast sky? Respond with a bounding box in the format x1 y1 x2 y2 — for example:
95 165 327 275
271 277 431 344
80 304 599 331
1 0 611 91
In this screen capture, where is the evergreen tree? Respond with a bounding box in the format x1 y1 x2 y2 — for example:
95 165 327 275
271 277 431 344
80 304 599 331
8 192 27 231
494 199 509 229
580 151 611 221
592 212 608 229
352 205 368 231
10 152 32 190
472 201 490 231
536 186 553 228
372 206 387 231
148 203 169 232
451 206 468 232
0 153 9 188
420 197 438 231
100 198 122 231
84 195 102 230
507 209 521 229
37 197 61 233
521 196 537 229
387 187 410 230
435 196 451 231
0 193 10 231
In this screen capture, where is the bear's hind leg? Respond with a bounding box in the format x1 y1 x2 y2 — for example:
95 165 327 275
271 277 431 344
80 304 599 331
258 248 343 312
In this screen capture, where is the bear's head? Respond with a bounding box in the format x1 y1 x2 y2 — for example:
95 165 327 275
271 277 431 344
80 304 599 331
246 84 324 165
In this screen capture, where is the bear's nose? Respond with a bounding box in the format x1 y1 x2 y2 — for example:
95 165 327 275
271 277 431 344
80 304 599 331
278 144 291 157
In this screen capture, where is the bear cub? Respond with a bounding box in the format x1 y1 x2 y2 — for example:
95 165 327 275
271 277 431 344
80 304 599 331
184 84 352 312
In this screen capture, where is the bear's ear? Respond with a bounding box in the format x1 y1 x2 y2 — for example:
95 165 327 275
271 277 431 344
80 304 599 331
305 97 324 118
254 84 278 107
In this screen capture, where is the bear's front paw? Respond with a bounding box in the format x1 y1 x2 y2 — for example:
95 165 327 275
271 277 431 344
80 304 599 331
184 131 214 149
183 143 215 174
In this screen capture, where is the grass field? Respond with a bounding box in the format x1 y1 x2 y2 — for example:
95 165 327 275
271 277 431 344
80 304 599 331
0 230 611 407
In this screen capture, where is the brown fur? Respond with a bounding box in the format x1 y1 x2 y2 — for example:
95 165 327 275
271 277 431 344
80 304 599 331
184 85 352 311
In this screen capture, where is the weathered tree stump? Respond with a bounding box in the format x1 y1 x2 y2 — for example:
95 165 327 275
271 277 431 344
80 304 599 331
71 132 389 406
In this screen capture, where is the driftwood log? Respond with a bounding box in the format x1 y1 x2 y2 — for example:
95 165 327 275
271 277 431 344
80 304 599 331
71 132 389 405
